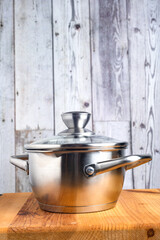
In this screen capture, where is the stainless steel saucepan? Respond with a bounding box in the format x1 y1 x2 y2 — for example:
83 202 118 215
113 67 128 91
10 111 151 213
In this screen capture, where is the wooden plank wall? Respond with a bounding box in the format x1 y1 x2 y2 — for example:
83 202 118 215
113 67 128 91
90 0 132 189
14 0 54 192
128 0 160 189
0 0 160 193
0 0 15 193
53 0 92 133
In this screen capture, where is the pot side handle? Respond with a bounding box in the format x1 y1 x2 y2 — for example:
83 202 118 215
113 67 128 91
10 154 29 175
84 155 152 178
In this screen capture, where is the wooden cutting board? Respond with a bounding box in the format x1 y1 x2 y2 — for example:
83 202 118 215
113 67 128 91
0 189 160 240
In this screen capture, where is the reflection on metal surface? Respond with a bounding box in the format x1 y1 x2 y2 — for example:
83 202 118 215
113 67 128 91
10 154 29 174
59 111 93 136
38 200 117 213
30 151 124 212
10 150 152 213
84 155 152 178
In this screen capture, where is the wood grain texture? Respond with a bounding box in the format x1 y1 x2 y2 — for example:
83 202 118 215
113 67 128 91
90 0 130 121
0 190 159 239
53 0 92 133
15 0 53 130
0 0 15 193
0 193 29 230
14 0 54 191
94 121 133 189
128 0 160 188
145 0 160 188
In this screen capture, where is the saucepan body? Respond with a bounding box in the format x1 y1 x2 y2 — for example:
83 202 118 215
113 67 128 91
10 150 151 213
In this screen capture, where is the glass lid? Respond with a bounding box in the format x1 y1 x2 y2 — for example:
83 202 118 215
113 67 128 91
25 111 128 152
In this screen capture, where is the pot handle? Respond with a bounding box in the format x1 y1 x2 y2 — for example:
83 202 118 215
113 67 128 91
84 155 152 178
10 154 29 174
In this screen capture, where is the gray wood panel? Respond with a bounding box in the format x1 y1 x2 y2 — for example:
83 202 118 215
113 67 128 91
143 0 160 188
14 0 54 191
128 0 160 188
0 0 15 193
90 0 130 121
53 0 92 133
15 0 53 130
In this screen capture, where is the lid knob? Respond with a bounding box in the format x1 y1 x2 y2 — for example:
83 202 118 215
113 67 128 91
61 111 91 129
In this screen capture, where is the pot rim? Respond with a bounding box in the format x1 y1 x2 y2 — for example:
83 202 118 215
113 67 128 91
25 141 128 153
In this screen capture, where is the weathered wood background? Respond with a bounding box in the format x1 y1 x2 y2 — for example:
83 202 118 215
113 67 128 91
0 0 160 193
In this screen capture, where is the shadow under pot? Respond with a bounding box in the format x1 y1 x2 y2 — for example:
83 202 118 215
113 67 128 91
10 111 152 213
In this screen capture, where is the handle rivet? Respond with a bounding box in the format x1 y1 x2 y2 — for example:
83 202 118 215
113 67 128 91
86 166 95 176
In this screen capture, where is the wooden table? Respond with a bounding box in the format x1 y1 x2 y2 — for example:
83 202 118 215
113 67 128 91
0 189 160 240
